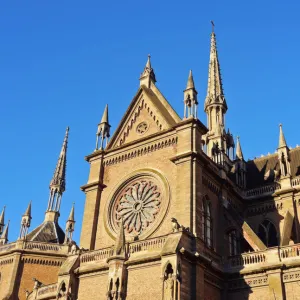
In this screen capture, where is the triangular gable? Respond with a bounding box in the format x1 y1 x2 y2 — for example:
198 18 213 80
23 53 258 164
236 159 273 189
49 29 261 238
107 85 181 149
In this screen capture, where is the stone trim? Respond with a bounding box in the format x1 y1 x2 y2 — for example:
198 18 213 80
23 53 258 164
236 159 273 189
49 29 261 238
104 136 178 167
202 176 220 196
247 201 283 217
22 257 63 266
0 257 13 265
283 270 300 282
228 275 268 290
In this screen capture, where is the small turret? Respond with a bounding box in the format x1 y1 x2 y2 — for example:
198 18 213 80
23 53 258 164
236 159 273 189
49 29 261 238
236 136 244 160
114 218 126 256
95 105 111 150
65 203 75 243
139 54 156 88
0 206 5 235
183 70 198 119
235 137 246 188
107 220 127 300
19 201 32 240
277 124 291 177
0 220 9 245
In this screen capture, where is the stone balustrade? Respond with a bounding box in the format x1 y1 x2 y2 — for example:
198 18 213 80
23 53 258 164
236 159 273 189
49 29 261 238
292 176 300 187
37 283 58 297
245 182 281 198
280 244 300 259
0 240 69 255
27 283 58 300
0 242 16 253
229 251 267 268
228 244 300 272
129 235 167 254
80 247 114 264
24 241 68 253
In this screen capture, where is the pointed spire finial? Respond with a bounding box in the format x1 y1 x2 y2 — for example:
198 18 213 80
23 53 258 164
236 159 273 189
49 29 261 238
0 206 5 225
139 54 156 87
278 123 287 148
114 219 126 256
24 201 32 217
183 70 198 119
236 136 244 160
186 70 195 90
68 203 75 222
146 54 151 69
100 104 109 125
96 105 111 151
0 220 9 244
211 20 215 33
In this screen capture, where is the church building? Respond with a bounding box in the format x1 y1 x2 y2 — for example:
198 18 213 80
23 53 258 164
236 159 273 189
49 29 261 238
0 26 300 300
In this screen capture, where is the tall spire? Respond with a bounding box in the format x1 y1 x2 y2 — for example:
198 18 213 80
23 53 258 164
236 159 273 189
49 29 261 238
0 220 9 245
0 206 5 235
95 105 111 151
114 219 126 256
19 201 32 240
46 127 69 215
236 136 244 160
139 54 156 88
278 124 287 148
183 70 198 118
204 23 227 113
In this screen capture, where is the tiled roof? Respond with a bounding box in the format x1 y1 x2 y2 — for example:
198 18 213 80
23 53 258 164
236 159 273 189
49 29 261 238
26 221 65 244
246 147 300 189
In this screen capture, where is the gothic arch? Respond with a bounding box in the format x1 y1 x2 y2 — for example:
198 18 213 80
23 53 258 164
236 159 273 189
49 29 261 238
258 219 278 247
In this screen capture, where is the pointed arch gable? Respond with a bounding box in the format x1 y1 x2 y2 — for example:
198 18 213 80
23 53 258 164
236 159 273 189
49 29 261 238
107 86 181 150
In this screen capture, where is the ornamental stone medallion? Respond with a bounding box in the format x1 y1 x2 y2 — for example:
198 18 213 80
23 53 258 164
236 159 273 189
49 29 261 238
108 172 169 239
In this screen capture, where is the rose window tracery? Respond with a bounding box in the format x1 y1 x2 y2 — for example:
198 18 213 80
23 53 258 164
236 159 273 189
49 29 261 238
112 178 162 236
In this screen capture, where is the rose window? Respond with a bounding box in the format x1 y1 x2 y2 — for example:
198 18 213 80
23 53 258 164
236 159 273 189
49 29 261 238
112 178 162 236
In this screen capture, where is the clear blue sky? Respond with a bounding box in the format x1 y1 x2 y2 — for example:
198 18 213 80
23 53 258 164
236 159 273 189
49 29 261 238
0 1 299 243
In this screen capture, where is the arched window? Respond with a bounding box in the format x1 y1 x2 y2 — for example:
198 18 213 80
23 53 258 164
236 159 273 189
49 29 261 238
228 230 238 256
201 197 213 248
258 220 278 247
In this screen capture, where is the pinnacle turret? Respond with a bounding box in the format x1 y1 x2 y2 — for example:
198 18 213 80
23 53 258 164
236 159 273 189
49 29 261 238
139 54 156 88
278 124 287 148
277 124 291 177
46 127 69 215
183 70 198 118
236 136 244 160
0 206 5 235
0 220 9 245
19 201 32 240
186 70 195 89
114 219 126 256
95 105 111 150
65 203 75 243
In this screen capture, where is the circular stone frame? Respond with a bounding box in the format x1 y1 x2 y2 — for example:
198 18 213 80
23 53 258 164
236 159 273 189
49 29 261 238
105 169 170 241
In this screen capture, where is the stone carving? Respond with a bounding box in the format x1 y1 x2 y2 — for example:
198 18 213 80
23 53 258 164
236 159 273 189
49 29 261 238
171 218 180 232
33 278 42 289
136 121 149 135
113 179 161 235
164 273 174 300
171 218 188 233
